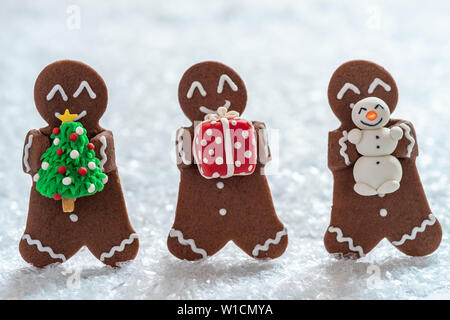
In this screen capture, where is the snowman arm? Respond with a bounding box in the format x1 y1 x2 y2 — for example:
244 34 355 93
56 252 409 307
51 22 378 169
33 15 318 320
91 130 117 173
390 120 419 159
176 126 194 170
22 129 50 175
252 121 271 166
328 129 359 171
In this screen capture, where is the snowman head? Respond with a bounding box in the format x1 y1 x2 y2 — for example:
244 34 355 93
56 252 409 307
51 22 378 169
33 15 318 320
178 61 247 123
328 60 398 128
351 97 390 129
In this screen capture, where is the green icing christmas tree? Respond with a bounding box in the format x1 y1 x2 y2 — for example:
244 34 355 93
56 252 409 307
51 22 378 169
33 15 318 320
35 110 107 212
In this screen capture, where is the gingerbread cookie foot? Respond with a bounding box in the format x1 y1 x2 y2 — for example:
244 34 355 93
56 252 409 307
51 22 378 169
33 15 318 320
389 214 442 257
250 228 288 259
20 234 70 268
89 233 139 267
167 229 209 261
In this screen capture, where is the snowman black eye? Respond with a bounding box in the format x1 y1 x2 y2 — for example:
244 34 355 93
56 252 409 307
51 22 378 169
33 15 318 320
358 107 367 114
374 104 384 110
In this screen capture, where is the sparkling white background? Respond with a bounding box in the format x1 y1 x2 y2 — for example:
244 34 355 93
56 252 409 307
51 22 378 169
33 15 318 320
0 0 449 299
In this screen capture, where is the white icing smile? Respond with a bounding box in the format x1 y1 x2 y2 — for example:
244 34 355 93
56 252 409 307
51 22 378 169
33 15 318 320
54 110 87 121
199 100 231 114
351 97 390 130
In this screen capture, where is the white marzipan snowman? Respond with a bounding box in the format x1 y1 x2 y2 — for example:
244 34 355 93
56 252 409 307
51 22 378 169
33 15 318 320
348 97 404 196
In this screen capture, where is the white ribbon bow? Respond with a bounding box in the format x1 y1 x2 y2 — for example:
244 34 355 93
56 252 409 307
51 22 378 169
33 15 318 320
204 106 240 121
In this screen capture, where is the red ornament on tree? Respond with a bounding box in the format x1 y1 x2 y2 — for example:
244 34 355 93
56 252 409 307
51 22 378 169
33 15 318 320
56 148 63 156
53 193 62 200
78 167 87 176
88 143 95 150
58 166 67 174
69 133 78 141
52 128 60 135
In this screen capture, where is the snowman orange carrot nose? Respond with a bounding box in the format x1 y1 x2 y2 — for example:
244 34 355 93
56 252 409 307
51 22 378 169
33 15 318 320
366 111 378 121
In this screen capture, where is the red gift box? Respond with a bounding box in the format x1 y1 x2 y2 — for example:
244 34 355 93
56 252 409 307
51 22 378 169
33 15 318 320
193 108 257 179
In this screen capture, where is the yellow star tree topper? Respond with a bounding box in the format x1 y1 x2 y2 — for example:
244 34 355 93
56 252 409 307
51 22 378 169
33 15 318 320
57 109 78 123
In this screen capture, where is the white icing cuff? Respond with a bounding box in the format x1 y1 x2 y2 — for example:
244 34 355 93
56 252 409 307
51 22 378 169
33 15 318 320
328 226 365 257
252 228 288 257
99 233 139 262
169 228 207 259
391 214 436 246
22 234 66 262
339 130 351 166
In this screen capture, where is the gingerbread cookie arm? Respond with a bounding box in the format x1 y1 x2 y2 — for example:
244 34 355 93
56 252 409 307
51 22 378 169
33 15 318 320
176 126 193 170
90 130 116 173
252 121 271 165
390 120 419 159
328 129 359 171
22 129 50 176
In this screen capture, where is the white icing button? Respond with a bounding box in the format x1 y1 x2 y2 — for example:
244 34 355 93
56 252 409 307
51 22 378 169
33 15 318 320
69 214 78 222
244 150 252 158
75 127 84 135
201 139 207 146
216 157 224 165
88 161 96 170
53 138 60 146
235 160 241 167
379 209 388 217
235 142 242 149
215 137 222 144
102 176 108 184
70 150 79 159
242 130 249 139
33 173 40 182
219 208 227 216
41 162 49 170
216 181 224 189
206 129 212 136
88 184 95 193
212 172 220 178
62 177 72 185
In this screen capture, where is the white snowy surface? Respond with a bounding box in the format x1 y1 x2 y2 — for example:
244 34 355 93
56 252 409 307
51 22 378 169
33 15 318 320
0 0 449 299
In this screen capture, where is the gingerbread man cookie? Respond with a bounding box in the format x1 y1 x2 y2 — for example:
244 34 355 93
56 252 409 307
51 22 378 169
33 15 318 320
324 60 442 258
168 61 287 260
20 60 139 267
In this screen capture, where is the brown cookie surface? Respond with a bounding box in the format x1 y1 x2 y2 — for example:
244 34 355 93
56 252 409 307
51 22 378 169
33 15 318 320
20 60 138 267
169 61 287 260
325 60 441 258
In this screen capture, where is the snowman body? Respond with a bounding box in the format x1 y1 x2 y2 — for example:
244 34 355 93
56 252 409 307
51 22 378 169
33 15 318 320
348 97 403 196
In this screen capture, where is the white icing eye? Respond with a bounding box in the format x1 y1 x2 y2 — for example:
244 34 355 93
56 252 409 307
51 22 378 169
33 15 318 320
46 84 68 101
187 81 206 99
337 83 360 100
368 78 391 94
73 80 96 99
217 74 238 94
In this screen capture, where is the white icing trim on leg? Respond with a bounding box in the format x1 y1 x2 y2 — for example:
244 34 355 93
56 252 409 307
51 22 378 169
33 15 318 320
399 123 415 158
391 214 436 246
328 226 365 257
21 234 66 262
99 136 108 170
23 135 33 173
100 233 138 261
169 228 207 259
338 131 351 166
252 228 288 257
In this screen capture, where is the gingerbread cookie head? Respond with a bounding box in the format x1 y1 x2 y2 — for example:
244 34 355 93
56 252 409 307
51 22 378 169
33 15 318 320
328 60 398 128
178 61 247 123
34 60 108 132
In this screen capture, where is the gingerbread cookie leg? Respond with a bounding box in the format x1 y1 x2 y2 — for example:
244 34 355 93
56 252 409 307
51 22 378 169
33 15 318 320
81 171 139 267
324 208 384 258
387 213 442 257
20 188 83 267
